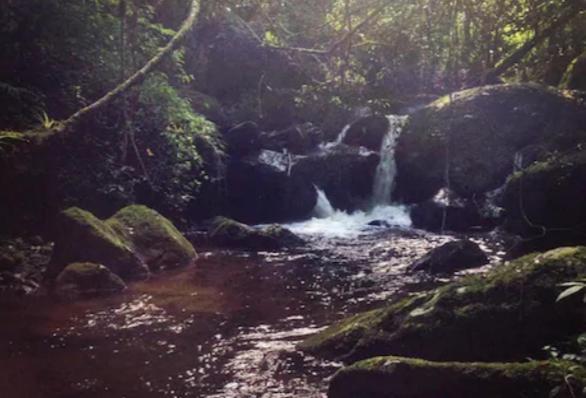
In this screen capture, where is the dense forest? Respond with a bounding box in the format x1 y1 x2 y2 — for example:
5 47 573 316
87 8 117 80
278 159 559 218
1 0 586 397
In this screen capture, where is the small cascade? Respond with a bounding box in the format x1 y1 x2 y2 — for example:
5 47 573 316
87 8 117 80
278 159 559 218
372 115 408 205
312 187 335 218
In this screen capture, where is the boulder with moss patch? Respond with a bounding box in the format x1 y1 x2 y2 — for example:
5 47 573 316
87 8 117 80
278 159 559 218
561 52 586 92
54 262 127 299
50 205 196 281
109 205 197 271
300 246 586 363
395 84 586 203
504 151 586 254
50 207 149 281
208 217 304 250
328 356 586 398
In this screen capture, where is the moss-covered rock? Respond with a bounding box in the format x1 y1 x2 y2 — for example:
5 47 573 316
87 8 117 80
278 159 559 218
561 52 586 92
50 207 149 281
395 84 586 203
108 205 197 271
503 150 586 253
328 356 586 398
301 246 586 363
50 205 196 281
208 217 304 250
54 262 127 299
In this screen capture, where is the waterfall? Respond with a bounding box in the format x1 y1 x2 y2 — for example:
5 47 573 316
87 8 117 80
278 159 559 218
312 187 335 218
372 115 408 205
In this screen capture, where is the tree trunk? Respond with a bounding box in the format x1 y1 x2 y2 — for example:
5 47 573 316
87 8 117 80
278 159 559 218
59 0 201 132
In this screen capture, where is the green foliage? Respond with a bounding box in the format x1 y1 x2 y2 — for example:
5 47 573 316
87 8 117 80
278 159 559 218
557 278 586 303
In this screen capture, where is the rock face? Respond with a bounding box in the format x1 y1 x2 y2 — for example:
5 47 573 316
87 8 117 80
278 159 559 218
259 123 323 155
109 205 197 271
561 52 586 91
409 240 488 274
328 357 585 398
343 115 390 151
300 246 586 363
54 262 127 299
208 217 304 251
395 84 586 204
503 151 586 253
292 146 379 211
224 121 261 158
226 151 317 223
50 206 197 281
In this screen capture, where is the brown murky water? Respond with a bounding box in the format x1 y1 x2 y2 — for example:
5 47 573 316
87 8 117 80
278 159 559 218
0 228 506 398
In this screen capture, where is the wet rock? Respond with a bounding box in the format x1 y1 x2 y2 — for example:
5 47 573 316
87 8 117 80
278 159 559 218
410 189 502 232
109 205 197 271
224 121 261 157
328 357 585 398
50 205 196 281
561 52 586 91
300 246 586 363
292 146 379 212
395 84 586 203
208 217 304 251
368 220 391 228
225 151 316 223
259 123 324 155
54 262 127 299
503 150 586 254
343 115 390 151
408 240 488 274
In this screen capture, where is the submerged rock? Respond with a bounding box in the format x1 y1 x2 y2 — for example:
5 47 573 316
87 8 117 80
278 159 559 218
300 246 586 363
343 115 390 152
54 262 127 299
395 84 586 203
328 356 585 398
409 240 488 274
49 206 196 281
208 217 304 251
504 150 586 254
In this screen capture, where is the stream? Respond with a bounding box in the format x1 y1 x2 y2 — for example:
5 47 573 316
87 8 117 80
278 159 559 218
0 221 507 398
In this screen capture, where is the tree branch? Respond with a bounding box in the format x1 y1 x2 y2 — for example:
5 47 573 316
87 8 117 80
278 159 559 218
59 0 201 132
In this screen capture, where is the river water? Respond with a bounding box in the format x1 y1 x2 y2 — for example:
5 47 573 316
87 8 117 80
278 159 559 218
0 221 506 398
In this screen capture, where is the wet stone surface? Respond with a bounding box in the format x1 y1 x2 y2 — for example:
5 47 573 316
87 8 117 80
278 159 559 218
0 226 507 398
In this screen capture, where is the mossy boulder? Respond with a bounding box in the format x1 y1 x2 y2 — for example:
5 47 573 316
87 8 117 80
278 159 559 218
259 123 324 155
409 240 488 274
108 205 197 271
395 84 586 203
328 356 586 398
561 52 586 92
50 205 196 281
504 151 586 253
300 246 586 363
54 262 127 299
50 207 149 281
208 217 304 251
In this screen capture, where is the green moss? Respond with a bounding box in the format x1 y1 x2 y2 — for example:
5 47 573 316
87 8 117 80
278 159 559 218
108 205 196 270
302 246 586 363
329 356 586 398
